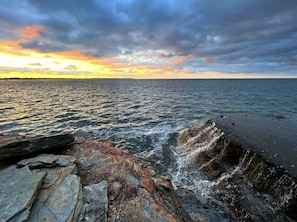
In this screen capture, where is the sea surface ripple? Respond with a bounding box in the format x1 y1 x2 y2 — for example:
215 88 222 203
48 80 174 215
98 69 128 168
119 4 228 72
1 79 296 152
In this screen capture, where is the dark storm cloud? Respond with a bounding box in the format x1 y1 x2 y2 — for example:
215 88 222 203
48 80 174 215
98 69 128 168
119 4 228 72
0 0 40 38
1 0 297 74
20 39 69 52
158 53 175 59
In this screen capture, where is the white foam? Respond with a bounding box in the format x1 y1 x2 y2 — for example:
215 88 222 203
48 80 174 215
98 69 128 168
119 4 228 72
172 147 182 187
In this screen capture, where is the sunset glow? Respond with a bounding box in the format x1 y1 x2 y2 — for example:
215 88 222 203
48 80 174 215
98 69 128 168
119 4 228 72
1 1 297 79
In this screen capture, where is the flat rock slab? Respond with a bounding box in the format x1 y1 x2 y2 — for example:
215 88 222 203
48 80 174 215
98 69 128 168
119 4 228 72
28 174 80 222
0 165 46 221
17 153 71 170
215 114 297 177
0 134 74 160
16 154 81 222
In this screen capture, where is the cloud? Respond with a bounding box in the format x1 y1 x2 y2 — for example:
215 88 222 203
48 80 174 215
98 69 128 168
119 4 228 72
28 62 41 66
64 64 78 70
157 53 175 59
19 25 43 39
204 57 213 64
19 39 69 52
0 0 297 76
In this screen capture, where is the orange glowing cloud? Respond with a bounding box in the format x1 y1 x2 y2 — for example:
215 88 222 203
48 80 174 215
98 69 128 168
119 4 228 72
55 51 94 61
173 56 188 64
0 40 32 57
19 25 43 40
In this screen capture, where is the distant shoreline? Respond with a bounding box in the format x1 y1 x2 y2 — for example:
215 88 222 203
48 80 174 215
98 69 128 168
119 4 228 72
1 77 297 80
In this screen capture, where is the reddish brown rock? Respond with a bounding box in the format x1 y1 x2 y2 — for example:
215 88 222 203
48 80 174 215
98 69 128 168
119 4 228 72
63 138 192 222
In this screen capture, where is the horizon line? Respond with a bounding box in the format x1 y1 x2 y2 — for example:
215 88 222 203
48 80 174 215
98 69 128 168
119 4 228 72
1 77 297 80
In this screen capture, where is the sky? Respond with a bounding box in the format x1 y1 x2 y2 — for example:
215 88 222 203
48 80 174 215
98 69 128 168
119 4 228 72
0 0 297 79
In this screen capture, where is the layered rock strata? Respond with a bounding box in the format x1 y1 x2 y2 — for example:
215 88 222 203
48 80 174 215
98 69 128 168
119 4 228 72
177 119 297 221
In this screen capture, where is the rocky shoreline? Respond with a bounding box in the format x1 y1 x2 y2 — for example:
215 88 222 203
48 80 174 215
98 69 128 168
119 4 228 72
0 134 192 222
1 115 297 221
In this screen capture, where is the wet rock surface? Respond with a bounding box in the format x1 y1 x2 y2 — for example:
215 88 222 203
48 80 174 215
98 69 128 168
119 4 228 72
177 117 297 221
215 113 297 177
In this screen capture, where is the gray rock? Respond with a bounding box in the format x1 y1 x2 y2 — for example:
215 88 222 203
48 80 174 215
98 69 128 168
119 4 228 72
17 153 70 169
0 134 74 160
19 154 81 222
0 165 46 222
28 174 81 222
76 181 108 222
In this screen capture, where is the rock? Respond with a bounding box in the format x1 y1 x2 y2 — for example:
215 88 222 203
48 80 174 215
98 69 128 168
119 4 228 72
16 154 81 222
28 174 81 222
17 153 70 169
0 134 27 146
0 134 74 160
0 165 46 222
1 135 193 221
276 114 285 120
63 138 192 222
153 177 193 222
76 181 108 222
177 118 297 221
215 113 297 177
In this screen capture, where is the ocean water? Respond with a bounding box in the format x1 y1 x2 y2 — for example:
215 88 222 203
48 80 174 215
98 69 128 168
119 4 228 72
1 79 296 152
1 78 296 219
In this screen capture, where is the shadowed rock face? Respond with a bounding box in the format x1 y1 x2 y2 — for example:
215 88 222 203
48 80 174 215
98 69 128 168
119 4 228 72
177 118 297 221
0 134 74 160
63 138 192 222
